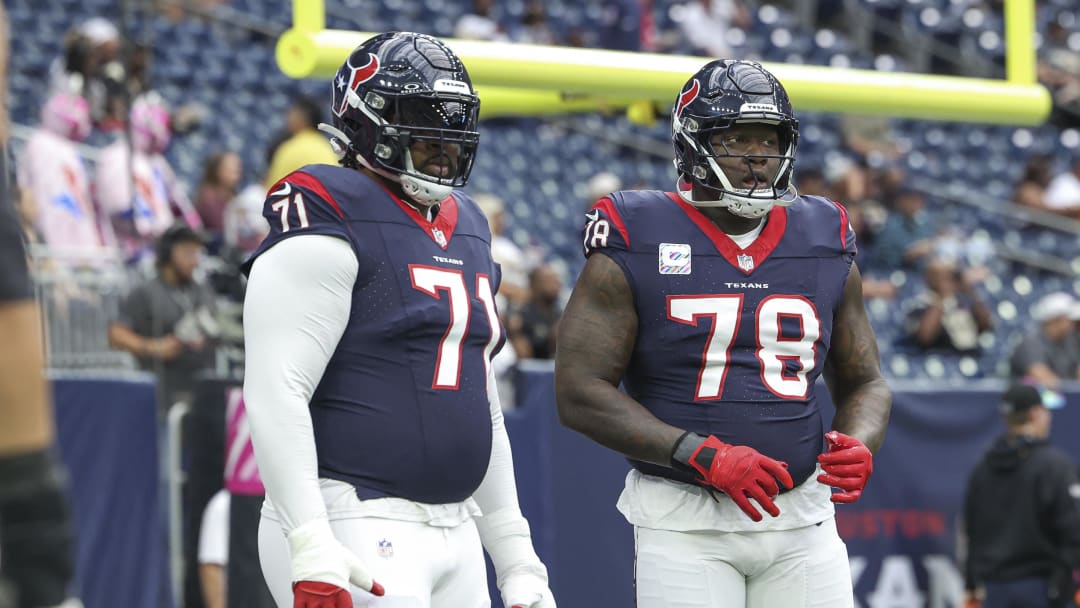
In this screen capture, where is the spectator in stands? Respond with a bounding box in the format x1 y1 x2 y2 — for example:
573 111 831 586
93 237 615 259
674 0 751 59
824 155 871 209
584 170 622 212
96 95 198 261
108 225 218 413
904 259 992 352
195 152 244 239
507 263 564 360
454 0 509 41
198 488 230 608
475 194 529 311
48 18 121 127
1044 157 1080 219
795 166 831 198
843 201 897 301
472 193 526 405
224 179 271 255
1014 154 1054 212
1009 292 1080 388
15 92 108 258
264 95 338 189
841 114 901 167
872 187 934 270
511 0 558 45
593 0 647 51
962 383 1080 608
1037 14 1080 129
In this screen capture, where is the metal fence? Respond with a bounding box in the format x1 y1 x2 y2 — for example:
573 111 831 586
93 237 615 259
28 245 141 372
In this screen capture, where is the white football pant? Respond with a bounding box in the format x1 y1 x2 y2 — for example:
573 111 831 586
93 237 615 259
635 517 854 608
258 484 490 607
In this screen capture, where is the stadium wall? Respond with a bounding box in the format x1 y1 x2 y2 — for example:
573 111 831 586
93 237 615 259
51 373 1080 607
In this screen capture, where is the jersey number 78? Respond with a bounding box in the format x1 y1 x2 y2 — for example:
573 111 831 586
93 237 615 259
668 294 821 400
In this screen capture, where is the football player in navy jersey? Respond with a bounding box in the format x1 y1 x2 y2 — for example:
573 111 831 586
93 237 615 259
242 32 554 608
554 59 892 607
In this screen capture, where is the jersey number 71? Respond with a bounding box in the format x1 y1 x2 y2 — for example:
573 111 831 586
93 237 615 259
409 265 501 390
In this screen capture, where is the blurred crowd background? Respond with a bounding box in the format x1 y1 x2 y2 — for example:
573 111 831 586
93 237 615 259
10 0 1080 392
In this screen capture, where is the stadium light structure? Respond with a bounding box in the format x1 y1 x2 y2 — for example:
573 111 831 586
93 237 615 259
276 0 1050 126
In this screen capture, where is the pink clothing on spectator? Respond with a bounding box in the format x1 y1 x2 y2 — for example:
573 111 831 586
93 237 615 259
41 92 92 143
17 130 105 251
95 140 188 256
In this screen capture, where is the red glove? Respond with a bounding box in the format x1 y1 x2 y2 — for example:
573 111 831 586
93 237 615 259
682 434 794 522
817 431 873 503
294 580 385 607
286 518 385 607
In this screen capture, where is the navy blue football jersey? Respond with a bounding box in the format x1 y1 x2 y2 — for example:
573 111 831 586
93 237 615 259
583 190 857 487
245 164 504 504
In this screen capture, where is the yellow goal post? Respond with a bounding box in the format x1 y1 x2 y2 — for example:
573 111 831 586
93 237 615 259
275 0 1050 126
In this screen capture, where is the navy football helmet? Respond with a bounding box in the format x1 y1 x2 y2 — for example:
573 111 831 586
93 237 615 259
319 32 480 206
671 60 799 218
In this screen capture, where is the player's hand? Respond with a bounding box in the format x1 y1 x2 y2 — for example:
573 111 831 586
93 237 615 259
961 590 982 608
287 518 384 607
477 508 555 608
501 573 557 608
817 431 873 504
680 434 794 522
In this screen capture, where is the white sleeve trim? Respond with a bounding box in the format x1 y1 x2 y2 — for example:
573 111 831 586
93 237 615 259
242 234 358 534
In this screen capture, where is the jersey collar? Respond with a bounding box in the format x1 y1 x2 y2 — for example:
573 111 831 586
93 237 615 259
666 192 788 275
374 181 459 250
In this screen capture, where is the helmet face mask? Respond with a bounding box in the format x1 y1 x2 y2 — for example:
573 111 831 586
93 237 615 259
369 93 479 187
672 60 799 217
693 120 788 196
323 33 481 206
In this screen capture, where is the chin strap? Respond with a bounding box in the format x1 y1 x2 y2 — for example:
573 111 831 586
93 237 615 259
317 123 449 207
674 179 727 209
675 178 798 218
399 174 452 207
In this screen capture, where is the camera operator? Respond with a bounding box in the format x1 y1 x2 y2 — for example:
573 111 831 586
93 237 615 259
109 224 218 413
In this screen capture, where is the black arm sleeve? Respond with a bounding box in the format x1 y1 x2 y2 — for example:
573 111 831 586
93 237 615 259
0 449 76 606
0 194 31 302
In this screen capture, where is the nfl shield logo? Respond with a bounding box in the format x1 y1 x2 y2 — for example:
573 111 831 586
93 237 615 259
432 227 447 247
737 254 755 272
377 538 393 559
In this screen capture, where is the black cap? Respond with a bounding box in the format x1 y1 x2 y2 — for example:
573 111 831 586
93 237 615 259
1000 384 1043 415
161 223 204 246
155 223 206 266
